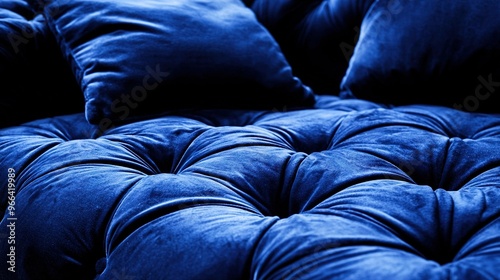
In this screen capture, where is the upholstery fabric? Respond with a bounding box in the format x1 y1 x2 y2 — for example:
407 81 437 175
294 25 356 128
249 0 374 95
2 0 500 279
1 95 500 279
339 0 500 112
33 0 315 125
0 1 83 128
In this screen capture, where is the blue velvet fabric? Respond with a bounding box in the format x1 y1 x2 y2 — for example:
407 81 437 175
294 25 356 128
34 0 315 125
1 95 500 279
0 1 83 128
249 0 374 95
2 0 500 279
339 0 500 112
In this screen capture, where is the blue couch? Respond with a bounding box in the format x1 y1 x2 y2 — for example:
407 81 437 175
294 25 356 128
2 0 500 279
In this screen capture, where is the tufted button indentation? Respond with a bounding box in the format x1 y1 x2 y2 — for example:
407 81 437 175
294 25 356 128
2 95 500 278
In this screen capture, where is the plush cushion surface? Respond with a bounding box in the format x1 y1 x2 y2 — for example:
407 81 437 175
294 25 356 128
33 0 315 125
340 0 500 112
1 95 500 279
0 1 83 128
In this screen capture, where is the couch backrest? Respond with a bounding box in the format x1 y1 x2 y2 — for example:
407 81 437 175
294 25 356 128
0 0 83 128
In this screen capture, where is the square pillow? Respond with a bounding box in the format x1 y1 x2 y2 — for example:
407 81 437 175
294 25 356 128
31 0 315 127
340 0 500 113
0 1 83 128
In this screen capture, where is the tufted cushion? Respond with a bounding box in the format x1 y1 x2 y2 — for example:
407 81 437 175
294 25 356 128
31 0 315 126
339 0 500 112
1 95 500 279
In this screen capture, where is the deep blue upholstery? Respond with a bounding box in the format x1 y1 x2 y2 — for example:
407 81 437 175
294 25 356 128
249 0 374 95
1 95 500 279
33 0 315 125
0 1 83 128
339 0 500 112
250 0 500 113
2 0 500 279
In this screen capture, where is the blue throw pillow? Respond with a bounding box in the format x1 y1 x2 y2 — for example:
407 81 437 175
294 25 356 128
31 0 315 127
340 0 500 113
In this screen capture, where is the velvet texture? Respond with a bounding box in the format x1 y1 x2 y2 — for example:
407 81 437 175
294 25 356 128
249 0 374 95
1 95 500 279
340 0 500 112
2 0 500 279
33 0 315 125
0 1 83 128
